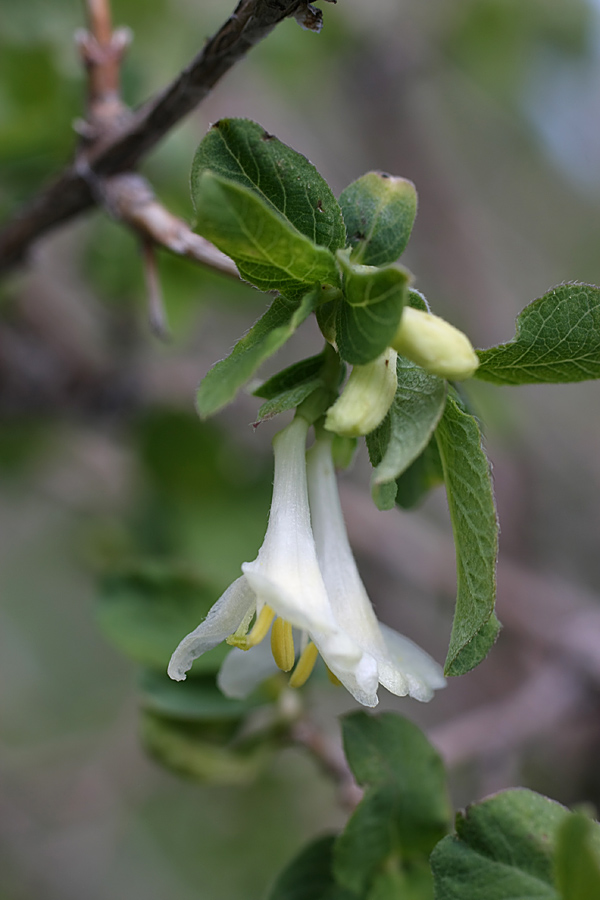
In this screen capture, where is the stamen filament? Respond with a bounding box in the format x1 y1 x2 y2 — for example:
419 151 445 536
228 605 275 650
289 641 319 688
245 605 276 648
271 618 295 672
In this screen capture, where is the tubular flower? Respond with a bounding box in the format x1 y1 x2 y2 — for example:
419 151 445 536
168 416 379 705
324 348 398 438
391 306 479 380
306 431 446 703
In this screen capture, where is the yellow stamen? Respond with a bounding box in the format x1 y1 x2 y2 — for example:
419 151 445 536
326 666 342 687
245 605 276 648
289 641 319 688
270 618 295 672
227 605 275 650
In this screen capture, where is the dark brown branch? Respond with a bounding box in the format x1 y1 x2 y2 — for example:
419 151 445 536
0 0 323 273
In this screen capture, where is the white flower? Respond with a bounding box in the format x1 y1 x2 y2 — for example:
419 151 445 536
306 431 446 702
168 416 379 705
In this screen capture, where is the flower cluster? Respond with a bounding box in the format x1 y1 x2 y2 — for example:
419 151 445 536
168 415 445 707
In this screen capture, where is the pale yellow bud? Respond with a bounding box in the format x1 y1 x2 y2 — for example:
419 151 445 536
324 348 397 437
391 307 479 380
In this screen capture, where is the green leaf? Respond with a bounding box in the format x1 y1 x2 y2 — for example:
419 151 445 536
555 813 600 900
366 355 446 510
368 864 433 900
435 396 500 676
193 171 340 293
254 352 327 421
334 713 451 895
139 669 264 721
192 118 346 254
268 836 355 900
475 283 600 384
141 711 269 785
395 437 445 510
340 171 418 266
96 565 226 673
431 789 578 900
196 289 318 419
254 353 327 399
336 257 409 365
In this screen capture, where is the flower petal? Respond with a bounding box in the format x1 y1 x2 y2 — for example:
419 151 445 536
167 576 255 681
217 639 279 699
378 623 446 702
306 433 388 659
312 629 380 708
243 416 337 634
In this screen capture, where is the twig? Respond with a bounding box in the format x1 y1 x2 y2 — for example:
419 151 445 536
290 718 363 811
0 0 325 272
78 0 132 130
102 174 239 278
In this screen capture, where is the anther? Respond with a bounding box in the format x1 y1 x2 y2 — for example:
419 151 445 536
271 618 295 671
289 641 319 688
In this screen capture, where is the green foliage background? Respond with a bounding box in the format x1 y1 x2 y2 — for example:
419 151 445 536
2 0 600 898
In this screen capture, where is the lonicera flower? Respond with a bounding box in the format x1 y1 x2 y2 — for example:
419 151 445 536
168 415 379 705
324 347 398 437
305 430 446 703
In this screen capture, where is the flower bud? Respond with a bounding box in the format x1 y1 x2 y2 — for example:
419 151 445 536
324 348 397 437
391 307 479 380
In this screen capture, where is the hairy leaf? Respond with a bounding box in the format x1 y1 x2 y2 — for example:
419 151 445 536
335 713 450 895
196 289 318 419
192 118 346 253
193 172 340 293
336 256 409 364
435 396 500 676
340 171 417 266
431 790 585 900
476 283 600 384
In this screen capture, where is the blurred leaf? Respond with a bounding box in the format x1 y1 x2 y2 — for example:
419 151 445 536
141 711 269 785
96 565 226 672
476 283 600 384
196 289 319 419
395 437 445 510
268 836 355 900
368 865 433 900
435 396 500 676
340 171 417 267
192 118 346 253
334 712 451 895
336 256 409 365
139 669 265 720
366 356 446 509
555 813 600 900
193 171 340 293
431 789 585 900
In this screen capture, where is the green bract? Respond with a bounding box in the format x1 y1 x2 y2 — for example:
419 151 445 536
336 252 410 365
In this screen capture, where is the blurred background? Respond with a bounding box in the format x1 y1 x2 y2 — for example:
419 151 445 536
2 0 600 897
